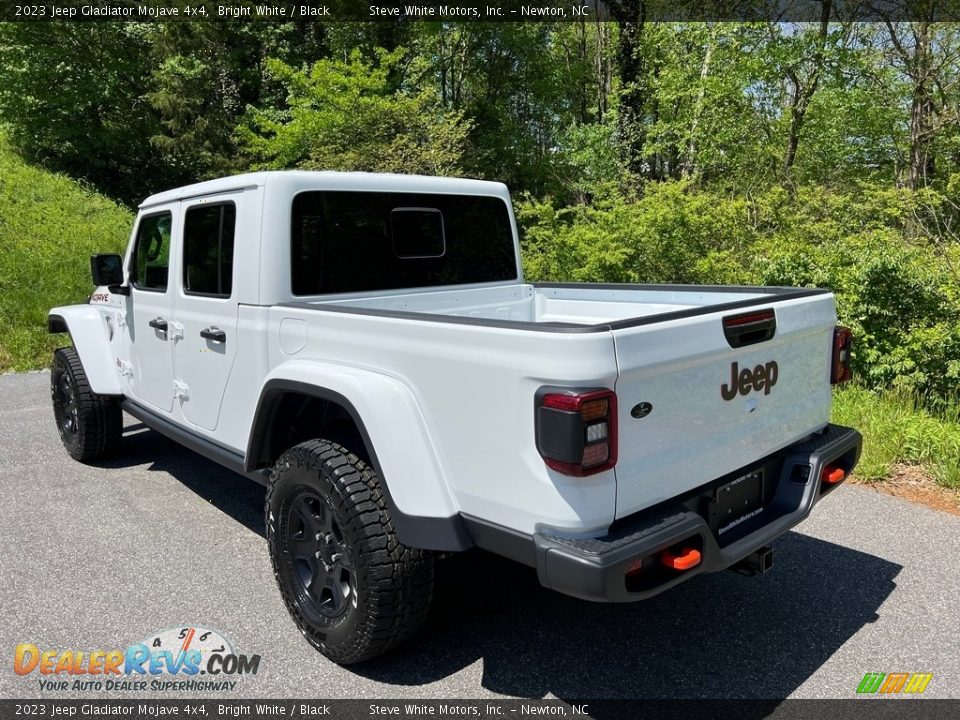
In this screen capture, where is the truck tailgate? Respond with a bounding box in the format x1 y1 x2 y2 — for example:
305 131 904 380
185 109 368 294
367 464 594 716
612 293 836 519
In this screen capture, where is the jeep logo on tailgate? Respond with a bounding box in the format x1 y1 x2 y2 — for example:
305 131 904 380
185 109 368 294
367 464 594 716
721 361 778 401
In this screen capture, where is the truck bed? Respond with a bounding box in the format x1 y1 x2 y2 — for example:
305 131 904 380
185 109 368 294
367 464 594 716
274 281 835 530
286 282 827 330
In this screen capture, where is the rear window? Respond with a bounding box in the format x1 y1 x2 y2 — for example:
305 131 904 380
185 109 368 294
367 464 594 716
291 191 517 295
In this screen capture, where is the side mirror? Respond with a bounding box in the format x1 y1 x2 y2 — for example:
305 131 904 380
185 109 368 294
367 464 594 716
90 254 125 290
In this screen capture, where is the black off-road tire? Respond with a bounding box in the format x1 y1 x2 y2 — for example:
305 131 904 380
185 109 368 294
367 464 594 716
266 439 434 664
51 347 122 463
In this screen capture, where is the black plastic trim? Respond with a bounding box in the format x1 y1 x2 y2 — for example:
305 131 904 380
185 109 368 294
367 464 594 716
463 424 861 603
533 281 825 295
48 314 68 334
90 253 124 288
121 399 269 485
245 379 472 552
461 515 537 568
278 285 828 334
722 308 777 348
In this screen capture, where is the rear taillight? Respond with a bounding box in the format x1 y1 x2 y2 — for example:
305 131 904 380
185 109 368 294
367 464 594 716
831 326 853 384
535 389 617 476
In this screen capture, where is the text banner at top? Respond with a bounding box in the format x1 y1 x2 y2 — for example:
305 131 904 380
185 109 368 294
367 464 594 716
4 0 960 23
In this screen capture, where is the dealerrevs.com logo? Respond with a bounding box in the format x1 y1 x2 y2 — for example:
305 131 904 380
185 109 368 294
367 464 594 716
13 626 261 693
856 672 933 696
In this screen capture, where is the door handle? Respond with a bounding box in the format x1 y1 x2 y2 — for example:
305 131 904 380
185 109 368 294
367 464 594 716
200 326 226 343
148 317 168 332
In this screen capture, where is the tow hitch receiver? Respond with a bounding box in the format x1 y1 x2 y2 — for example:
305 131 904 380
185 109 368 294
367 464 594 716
728 546 774 576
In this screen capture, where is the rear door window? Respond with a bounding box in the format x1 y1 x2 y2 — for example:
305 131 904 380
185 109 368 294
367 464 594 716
182 203 236 297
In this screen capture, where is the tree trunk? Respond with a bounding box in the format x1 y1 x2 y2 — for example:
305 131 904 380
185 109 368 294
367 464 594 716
607 0 647 177
782 0 831 178
907 22 934 190
884 20 938 190
683 26 716 179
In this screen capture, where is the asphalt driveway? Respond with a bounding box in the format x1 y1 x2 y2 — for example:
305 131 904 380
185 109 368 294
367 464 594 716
1 371 958 700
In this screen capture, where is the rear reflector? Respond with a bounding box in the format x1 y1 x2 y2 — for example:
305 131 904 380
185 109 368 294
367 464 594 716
536 388 617 477
831 326 853 384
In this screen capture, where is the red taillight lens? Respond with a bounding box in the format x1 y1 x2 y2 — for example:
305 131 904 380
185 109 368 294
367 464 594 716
723 309 775 328
831 326 853 384
537 389 618 477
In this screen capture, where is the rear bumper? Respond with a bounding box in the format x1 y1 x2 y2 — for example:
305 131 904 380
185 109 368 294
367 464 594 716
465 423 862 602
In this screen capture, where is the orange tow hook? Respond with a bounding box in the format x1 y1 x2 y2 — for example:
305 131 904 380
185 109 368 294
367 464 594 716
822 465 846 484
659 547 701 571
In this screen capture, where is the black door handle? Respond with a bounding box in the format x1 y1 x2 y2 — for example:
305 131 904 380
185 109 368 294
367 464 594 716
148 317 168 332
200 327 226 343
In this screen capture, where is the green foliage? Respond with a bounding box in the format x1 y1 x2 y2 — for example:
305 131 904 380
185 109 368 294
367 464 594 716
832 386 960 488
518 181 753 284
553 120 631 202
0 136 132 371
239 50 470 175
642 24 776 183
0 23 169 204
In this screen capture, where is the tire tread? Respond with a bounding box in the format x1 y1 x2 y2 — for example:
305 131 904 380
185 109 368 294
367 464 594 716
266 439 433 664
52 347 122 462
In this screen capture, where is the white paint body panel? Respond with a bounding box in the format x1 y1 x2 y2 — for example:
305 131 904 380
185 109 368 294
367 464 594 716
50 171 839 537
609 293 836 518
47 305 124 395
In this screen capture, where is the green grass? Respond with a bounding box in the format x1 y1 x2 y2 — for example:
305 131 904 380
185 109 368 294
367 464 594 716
0 135 133 371
832 385 960 489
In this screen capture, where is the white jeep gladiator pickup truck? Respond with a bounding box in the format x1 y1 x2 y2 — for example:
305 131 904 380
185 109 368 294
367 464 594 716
49 171 861 663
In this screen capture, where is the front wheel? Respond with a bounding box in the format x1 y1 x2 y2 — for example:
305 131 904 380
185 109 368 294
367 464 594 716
266 439 434 664
51 347 122 463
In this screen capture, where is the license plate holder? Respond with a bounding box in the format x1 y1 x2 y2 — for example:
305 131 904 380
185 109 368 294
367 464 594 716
717 469 763 535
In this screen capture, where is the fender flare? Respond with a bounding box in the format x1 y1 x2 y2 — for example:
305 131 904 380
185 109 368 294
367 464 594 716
48 306 122 396
245 364 472 552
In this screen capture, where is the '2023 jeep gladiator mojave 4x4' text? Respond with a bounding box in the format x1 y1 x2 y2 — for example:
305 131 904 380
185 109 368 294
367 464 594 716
49 171 861 663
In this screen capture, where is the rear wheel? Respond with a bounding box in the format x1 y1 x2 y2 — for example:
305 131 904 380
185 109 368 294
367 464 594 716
51 347 122 463
266 439 434 664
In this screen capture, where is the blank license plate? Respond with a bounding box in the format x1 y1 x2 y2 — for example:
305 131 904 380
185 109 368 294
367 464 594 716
717 470 763 535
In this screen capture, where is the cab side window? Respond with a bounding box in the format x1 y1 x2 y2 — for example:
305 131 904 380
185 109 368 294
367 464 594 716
131 212 173 292
183 203 236 297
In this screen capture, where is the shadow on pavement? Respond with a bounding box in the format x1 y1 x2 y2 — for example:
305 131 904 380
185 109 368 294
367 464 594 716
107 419 901 703
361 528 900 702
101 417 266 537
